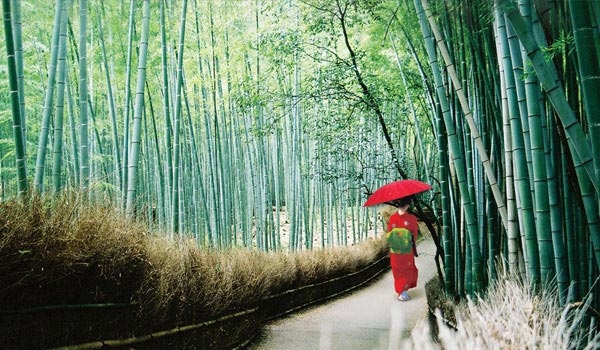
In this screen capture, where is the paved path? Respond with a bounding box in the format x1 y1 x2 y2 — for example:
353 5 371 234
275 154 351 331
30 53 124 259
249 237 438 350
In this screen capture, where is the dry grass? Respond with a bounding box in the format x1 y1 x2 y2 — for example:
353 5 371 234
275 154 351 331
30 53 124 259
405 273 600 349
137 224 386 327
0 192 387 331
0 193 150 307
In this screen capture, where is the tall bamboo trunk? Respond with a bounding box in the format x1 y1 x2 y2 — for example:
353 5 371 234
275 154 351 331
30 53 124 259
169 0 188 233
34 0 63 191
79 0 90 189
2 0 28 197
52 1 68 193
10 0 25 156
125 0 151 216
97 11 122 195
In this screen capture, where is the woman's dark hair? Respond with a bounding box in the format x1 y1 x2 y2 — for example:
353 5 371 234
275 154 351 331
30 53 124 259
393 196 413 208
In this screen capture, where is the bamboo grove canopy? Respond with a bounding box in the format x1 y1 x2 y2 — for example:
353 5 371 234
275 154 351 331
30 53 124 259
0 0 599 316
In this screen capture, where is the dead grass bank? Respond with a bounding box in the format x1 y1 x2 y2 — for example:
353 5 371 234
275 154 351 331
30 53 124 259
0 193 387 346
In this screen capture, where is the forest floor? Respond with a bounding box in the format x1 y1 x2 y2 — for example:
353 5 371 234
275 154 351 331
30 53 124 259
248 235 437 350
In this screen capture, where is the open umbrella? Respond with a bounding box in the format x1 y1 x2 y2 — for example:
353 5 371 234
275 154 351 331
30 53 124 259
363 179 431 207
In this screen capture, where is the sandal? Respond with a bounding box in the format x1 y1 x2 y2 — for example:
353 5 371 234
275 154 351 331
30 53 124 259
398 291 410 301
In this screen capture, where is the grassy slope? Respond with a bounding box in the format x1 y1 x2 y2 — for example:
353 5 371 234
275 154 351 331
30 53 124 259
0 193 387 346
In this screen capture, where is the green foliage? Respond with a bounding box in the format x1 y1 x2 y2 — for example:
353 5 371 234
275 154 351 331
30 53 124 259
541 32 575 61
0 0 434 248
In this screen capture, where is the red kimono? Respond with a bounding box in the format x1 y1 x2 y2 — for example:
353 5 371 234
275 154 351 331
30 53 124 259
386 211 419 294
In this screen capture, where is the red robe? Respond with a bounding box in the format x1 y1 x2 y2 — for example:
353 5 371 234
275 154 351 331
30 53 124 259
387 211 419 294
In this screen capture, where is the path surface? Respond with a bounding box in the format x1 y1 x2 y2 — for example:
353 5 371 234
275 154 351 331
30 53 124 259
249 237 438 350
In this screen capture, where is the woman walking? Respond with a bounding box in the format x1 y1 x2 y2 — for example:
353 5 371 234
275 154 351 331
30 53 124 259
386 196 419 301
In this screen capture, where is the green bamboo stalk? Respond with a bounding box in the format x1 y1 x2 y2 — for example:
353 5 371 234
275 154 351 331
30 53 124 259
439 103 454 294
239 104 255 247
169 0 188 233
66 67 80 185
498 40 520 275
34 0 63 191
96 10 122 194
79 0 90 189
121 0 135 206
302 133 312 249
159 0 172 225
290 89 303 250
125 0 151 216
519 0 567 301
201 59 218 246
459 101 479 293
245 1 265 250
221 22 239 246
453 189 464 296
544 101 568 301
2 0 27 197
142 103 153 225
496 8 542 285
193 0 223 245
568 0 600 192
146 84 166 229
505 19 533 174
273 117 284 250
52 1 68 193
208 6 236 248
561 152 579 300
182 74 206 239
178 108 192 235
326 183 333 247
10 0 25 154
233 110 250 247
201 2 223 246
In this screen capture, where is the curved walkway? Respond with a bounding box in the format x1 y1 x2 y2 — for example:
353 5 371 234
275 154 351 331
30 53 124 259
249 237 438 350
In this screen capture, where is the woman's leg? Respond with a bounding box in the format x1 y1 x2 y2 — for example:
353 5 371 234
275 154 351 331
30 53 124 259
390 254 418 296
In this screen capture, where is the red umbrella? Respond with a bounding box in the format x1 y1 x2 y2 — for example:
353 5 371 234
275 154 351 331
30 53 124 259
363 179 431 207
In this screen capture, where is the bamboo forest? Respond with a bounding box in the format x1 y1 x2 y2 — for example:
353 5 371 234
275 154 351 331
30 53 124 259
1 0 600 347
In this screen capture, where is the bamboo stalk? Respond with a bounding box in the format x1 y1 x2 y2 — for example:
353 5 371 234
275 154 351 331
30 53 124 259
125 0 151 217
33 0 63 192
52 1 68 193
79 0 90 189
96 10 121 194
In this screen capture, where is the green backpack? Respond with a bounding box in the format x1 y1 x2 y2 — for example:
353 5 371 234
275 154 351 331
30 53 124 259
387 227 413 254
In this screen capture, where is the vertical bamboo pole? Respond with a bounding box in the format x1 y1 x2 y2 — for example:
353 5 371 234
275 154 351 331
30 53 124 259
125 0 151 216
2 0 28 197
52 1 68 192
79 0 90 189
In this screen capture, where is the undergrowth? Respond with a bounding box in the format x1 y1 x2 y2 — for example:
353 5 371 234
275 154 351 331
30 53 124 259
0 192 387 331
409 273 600 349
